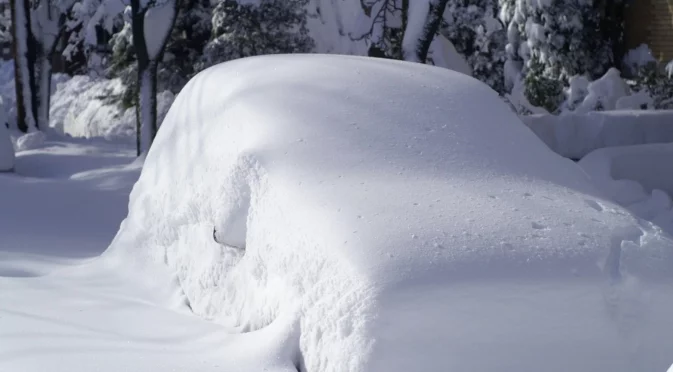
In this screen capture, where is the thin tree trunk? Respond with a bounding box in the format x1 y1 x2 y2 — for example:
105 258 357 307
131 0 178 155
36 52 52 129
10 0 38 132
131 0 150 156
137 62 158 155
414 0 449 64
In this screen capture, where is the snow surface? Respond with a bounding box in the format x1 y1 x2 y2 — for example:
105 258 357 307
104 54 673 372
0 118 13 171
522 110 673 159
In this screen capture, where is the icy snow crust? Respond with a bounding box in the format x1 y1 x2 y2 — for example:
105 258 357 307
106 55 673 372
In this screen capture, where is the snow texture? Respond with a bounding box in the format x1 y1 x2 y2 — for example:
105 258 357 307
0 117 13 171
106 54 673 372
522 110 673 159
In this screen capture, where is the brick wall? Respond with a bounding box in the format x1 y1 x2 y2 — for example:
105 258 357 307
625 0 673 62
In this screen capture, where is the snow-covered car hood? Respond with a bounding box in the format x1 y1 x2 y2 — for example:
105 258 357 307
105 54 673 372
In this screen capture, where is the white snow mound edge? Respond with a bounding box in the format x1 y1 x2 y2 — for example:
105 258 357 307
105 55 673 372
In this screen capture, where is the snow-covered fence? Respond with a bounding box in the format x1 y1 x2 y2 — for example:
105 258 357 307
521 110 673 160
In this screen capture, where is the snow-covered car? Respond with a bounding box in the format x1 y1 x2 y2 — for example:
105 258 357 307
106 55 673 372
0 121 14 172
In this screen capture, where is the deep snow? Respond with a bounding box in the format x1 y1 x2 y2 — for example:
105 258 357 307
0 139 287 372
522 110 673 159
104 54 673 372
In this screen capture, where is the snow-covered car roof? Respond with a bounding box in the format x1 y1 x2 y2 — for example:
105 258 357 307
106 55 673 372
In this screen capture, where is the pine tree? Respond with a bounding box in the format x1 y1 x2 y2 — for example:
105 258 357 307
441 0 506 93
501 0 624 109
200 0 314 69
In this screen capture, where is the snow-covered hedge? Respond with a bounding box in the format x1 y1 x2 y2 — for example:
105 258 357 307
105 55 673 372
522 110 673 160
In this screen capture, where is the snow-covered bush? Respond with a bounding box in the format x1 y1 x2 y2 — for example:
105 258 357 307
501 0 624 108
441 0 506 93
199 0 314 69
620 45 673 109
106 54 673 372
48 75 174 140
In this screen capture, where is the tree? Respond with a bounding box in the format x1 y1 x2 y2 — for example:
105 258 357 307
440 0 506 93
129 0 178 155
500 0 624 109
11 0 81 132
349 0 407 59
10 0 38 132
200 0 313 69
63 0 125 76
402 0 448 63
32 0 75 129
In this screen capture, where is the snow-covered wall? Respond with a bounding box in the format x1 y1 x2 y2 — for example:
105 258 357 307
522 110 673 160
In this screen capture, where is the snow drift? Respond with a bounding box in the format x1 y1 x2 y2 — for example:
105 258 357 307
522 110 673 159
106 55 673 372
580 143 673 236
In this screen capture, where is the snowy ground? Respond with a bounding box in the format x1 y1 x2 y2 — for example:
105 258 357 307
0 139 208 370
0 138 303 371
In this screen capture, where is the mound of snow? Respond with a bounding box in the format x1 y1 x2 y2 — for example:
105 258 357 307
580 143 673 235
14 131 47 152
0 120 13 171
106 55 673 372
521 110 673 159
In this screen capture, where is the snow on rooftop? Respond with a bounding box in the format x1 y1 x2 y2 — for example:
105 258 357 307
105 54 673 372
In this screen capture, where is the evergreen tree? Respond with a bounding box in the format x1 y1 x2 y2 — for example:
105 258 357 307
501 0 624 109
200 0 314 69
441 0 506 93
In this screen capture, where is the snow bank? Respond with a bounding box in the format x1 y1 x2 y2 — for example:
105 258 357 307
0 119 13 171
49 75 175 141
522 110 673 159
580 143 673 235
106 55 673 372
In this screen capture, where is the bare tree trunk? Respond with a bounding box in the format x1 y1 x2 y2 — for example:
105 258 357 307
131 0 178 155
406 0 449 64
137 61 158 155
417 0 448 63
36 50 53 129
10 0 38 132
